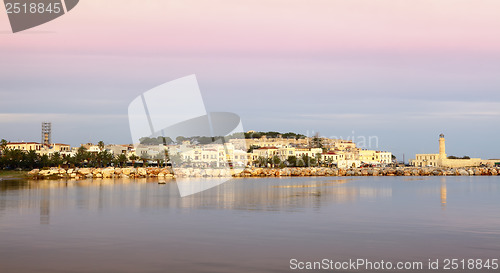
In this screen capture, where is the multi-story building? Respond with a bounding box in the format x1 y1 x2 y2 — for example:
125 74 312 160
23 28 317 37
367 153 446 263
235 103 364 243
6 142 43 151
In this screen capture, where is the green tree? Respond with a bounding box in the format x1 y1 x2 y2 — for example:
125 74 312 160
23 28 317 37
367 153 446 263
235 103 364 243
39 154 50 168
169 153 182 167
129 154 139 167
247 145 261 153
0 139 8 154
117 153 128 167
97 150 113 167
315 153 322 167
271 155 281 167
75 146 89 167
50 152 63 167
24 150 38 169
300 154 311 167
257 156 268 167
326 157 333 167
98 141 105 152
153 154 164 167
286 155 297 167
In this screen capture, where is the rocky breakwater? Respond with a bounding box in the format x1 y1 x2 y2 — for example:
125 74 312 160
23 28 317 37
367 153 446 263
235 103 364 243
28 167 175 180
234 167 500 177
27 166 500 180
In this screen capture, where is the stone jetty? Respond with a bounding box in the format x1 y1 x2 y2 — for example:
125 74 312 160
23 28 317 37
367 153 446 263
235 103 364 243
26 166 500 180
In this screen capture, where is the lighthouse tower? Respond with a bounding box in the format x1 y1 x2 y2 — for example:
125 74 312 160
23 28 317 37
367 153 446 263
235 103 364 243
438 133 446 161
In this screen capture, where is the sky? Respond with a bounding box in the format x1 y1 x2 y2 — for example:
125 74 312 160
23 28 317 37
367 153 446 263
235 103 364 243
1 0 500 160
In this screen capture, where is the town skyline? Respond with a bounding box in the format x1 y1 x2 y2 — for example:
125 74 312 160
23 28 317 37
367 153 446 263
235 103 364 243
2 0 500 159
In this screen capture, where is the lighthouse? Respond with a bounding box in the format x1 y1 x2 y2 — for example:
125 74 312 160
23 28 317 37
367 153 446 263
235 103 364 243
439 133 446 161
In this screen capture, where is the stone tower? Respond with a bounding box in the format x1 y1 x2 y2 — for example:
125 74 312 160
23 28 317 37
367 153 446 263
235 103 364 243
439 133 446 160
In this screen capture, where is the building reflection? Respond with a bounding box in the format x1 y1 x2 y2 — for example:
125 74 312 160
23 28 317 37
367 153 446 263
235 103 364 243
440 178 447 210
40 186 50 224
0 178 393 216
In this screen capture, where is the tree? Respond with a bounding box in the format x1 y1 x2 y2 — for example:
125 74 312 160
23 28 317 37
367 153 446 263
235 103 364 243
247 145 261 153
299 154 311 167
50 152 63 167
169 153 182 167
117 153 128 167
75 146 89 167
98 141 105 152
286 156 297 167
271 155 281 167
0 139 8 154
24 150 38 169
257 156 268 167
129 154 139 167
315 153 322 167
97 150 113 167
139 152 151 167
39 154 50 168
153 154 164 167
326 157 334 167
312 135 323 149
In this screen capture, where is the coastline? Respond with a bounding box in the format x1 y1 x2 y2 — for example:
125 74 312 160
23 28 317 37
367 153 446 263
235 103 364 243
25 166 500 180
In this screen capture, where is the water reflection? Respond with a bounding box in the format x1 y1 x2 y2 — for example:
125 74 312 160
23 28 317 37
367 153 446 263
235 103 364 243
0 177 395 219
440 178 447 209
1 177 499 273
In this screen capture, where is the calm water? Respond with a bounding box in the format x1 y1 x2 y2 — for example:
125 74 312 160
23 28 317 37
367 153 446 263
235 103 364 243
0 176 499 273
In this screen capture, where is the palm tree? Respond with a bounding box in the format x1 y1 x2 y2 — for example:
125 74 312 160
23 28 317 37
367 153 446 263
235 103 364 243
50 152 63 167
117 153 128 167
154 154 164 167
286 155 297 167
100 150 114 167
0 139 8 153
315 153 322 167
169 153 182 167
98 141 105 152
257 156 268 167
75 146 88 167
271 155 281 167
24 150 38 169
326 157 333 168
129 154 139 167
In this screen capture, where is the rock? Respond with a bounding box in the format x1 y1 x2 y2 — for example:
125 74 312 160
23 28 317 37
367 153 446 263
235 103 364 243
102 168 114 178
39 170 50 176
458 169 469 176
28 169 40 176
137 168 147 176
78 168 91 175
122 168 135 175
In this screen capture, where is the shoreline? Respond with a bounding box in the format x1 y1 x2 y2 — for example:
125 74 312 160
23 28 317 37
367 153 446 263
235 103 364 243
24 166 500 180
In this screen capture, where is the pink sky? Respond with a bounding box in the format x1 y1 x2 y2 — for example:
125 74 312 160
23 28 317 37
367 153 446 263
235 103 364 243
2 0 500 55
2 0 500 158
